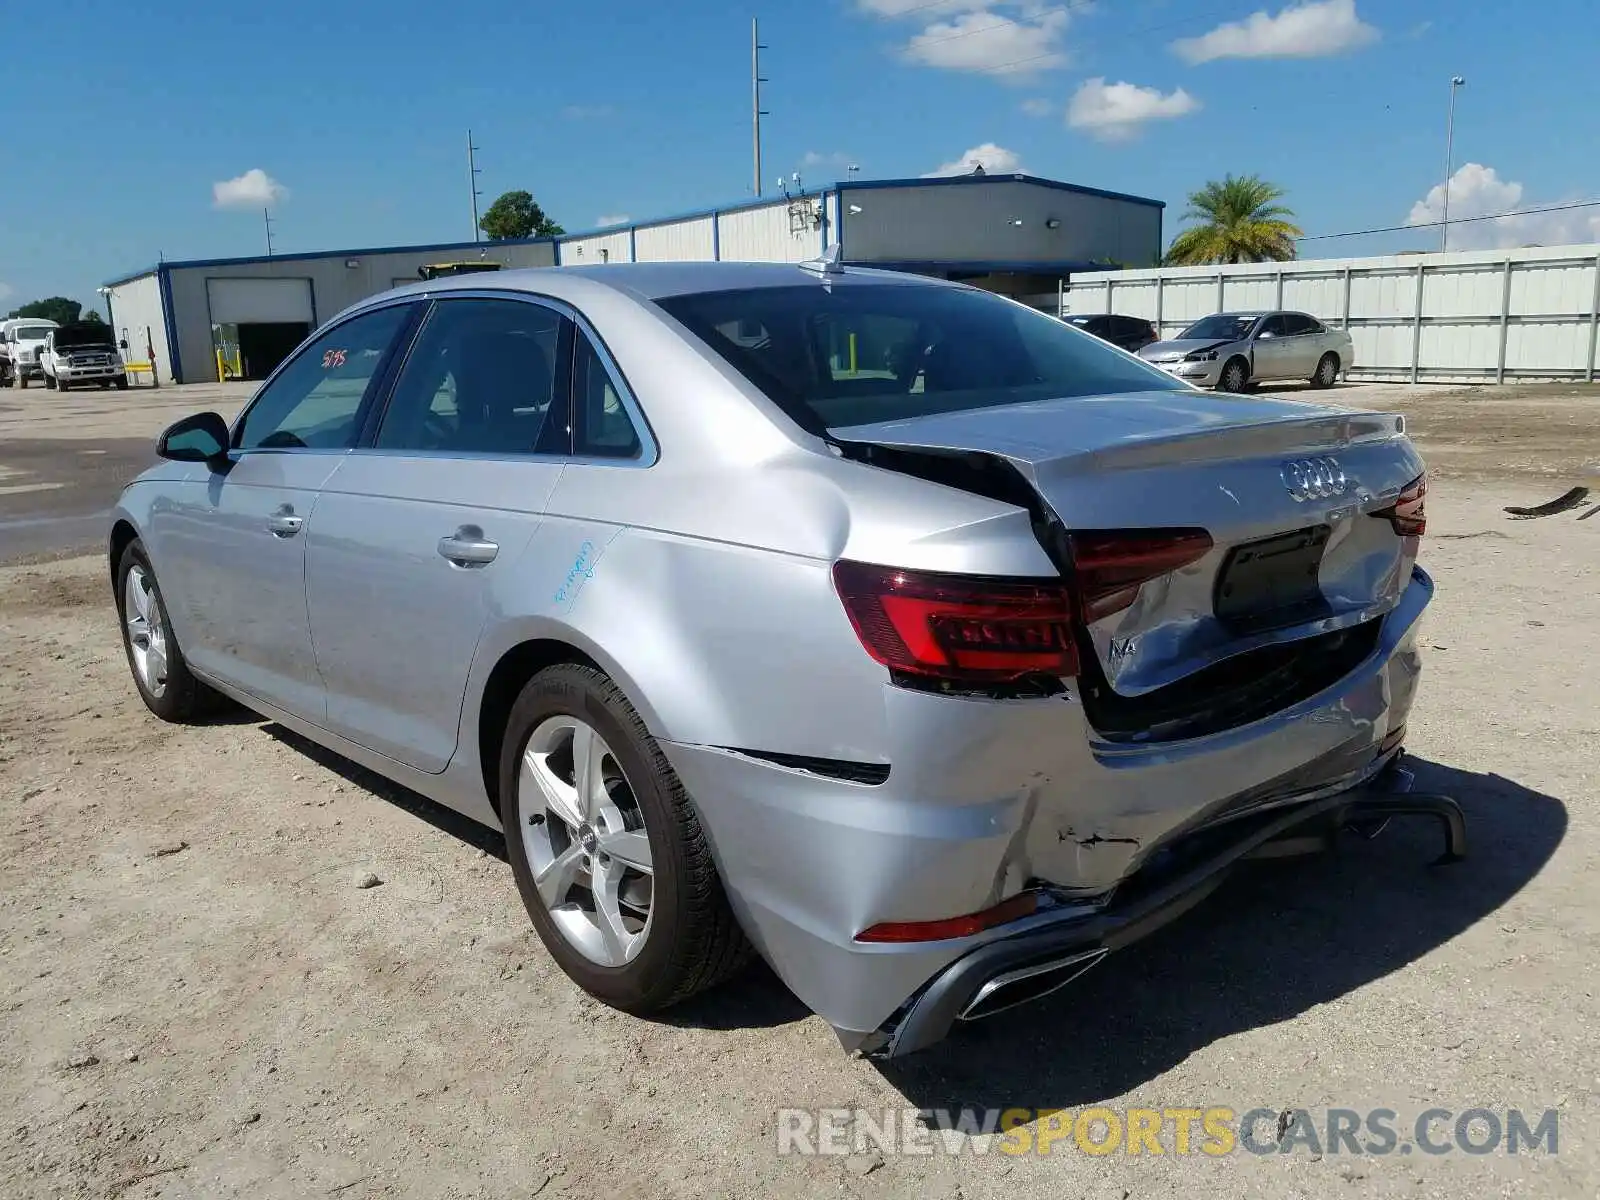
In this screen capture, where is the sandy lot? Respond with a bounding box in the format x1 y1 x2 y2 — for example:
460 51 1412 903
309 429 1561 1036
0 383 1597 1198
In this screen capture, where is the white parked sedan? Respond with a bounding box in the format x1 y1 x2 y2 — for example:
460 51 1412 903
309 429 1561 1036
1139 310 1355 392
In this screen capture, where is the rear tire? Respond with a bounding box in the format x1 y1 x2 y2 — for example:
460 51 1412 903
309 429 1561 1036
1218 357 1250 393
1312 352 1340 389
500 663 751 1014
114 538 226 723
17 374 27 389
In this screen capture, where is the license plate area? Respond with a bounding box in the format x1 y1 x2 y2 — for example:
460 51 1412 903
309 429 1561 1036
1214 524 1332 633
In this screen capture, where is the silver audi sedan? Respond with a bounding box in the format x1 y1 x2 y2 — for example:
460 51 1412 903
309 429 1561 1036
1138 309 1355 392
110 259 1446 1057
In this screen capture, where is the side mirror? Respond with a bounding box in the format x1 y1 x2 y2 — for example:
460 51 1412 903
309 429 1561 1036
119 339 129 350
1256 330 1275 340
157 411 231 464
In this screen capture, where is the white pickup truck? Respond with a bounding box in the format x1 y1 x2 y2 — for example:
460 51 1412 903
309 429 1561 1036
42 321 128 391
0 318 59 388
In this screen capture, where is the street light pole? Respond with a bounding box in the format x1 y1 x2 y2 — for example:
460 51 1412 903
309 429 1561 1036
1441 75 1465 252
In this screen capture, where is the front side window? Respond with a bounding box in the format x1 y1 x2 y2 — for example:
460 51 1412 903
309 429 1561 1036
235 305 411 451
657 283 1176 433
1256 315 1290 338
374 298 570 455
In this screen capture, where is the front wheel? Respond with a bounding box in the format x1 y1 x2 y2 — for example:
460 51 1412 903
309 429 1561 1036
114 375 129 390
16 374 27 389
56 378 69 392
500 663 751 1013
1218 357 1250 393
114 538 225 722
1311 352 1340 389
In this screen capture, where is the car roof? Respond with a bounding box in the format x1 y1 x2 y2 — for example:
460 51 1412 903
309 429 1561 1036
380 260 964 304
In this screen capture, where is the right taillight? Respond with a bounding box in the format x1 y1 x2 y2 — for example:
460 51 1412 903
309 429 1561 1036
831 560 1078 683
1373 471 1427 537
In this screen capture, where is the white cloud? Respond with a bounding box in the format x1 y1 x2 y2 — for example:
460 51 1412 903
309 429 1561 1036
212 168 287 210
1020 97 1054 116
903 7 1071 75
1172 0 1377 64
595 214 631 227
923 142 1025 178
1067 78 1199 141
0 282 13 303
1406 163 1600 250
857 0 987 15
801 150 855 169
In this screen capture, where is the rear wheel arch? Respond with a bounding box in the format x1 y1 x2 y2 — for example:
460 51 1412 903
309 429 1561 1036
475 634 665 822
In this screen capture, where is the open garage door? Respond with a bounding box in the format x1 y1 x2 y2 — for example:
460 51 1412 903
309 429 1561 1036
206 277 315 381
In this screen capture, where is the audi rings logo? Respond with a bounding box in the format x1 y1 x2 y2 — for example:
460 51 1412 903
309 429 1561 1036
1282 456 1348 501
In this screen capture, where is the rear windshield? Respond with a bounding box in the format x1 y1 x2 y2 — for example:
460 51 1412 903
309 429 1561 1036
655 283 1177 432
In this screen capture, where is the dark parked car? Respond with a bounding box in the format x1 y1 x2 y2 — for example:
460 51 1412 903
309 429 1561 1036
1062 312 1159 353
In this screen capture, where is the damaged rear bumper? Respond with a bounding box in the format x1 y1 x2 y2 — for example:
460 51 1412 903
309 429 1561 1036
862 760 1465 1058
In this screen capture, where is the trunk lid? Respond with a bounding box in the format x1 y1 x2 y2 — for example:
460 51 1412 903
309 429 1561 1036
832 389 1424 700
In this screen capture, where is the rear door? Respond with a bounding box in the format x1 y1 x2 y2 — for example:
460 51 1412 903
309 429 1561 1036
303 295 574 772
1280 312 1323 376
147 303 416 719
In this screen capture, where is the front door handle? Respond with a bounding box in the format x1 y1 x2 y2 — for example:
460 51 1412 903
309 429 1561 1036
266 506 304 538
438 525 499 567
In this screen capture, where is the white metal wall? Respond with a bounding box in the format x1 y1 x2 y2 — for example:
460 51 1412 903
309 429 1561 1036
104 272 171 382
1063 243 1600 383
634 216 716 261
561 230 634 264
717 199 824 263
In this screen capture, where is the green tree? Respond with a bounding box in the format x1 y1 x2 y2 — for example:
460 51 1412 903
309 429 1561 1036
80 310 108 326
6 296 83 325
1164 175 1303 265
478 190 565 240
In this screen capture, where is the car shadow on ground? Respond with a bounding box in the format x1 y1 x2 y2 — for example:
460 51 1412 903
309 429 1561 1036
245 727 1565 1069
261 723 510 859
875 756 1565 1108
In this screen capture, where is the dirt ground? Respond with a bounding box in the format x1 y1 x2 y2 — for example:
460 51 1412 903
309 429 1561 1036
1 382 1597 1198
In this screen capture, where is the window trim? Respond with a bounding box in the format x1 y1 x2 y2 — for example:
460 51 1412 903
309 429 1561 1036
349 288 658 468
227 297 424 456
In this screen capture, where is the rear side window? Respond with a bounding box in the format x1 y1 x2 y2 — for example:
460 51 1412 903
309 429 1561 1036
572 332 642 459
656 284 1176 432
1283 313 1320 335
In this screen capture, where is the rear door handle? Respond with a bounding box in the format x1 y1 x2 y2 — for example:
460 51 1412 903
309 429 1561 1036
266 506 303 538
438 525 499 567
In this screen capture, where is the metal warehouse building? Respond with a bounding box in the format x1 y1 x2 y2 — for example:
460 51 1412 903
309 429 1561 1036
104 172 1163 384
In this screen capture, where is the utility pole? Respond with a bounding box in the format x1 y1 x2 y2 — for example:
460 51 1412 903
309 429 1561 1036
751 18 768 196
468 129 484 242
263 208 275 257
1441 76 1465 252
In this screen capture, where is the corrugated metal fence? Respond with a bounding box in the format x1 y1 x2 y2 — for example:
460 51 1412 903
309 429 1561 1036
1061 243 1600 383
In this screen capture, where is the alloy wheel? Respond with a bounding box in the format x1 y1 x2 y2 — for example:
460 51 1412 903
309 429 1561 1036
124 564 169 698
517 716 655 966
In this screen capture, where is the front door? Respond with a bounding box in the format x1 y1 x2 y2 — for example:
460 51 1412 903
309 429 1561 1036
146 302 415 720
1250 314 1294 380
305 296 574 772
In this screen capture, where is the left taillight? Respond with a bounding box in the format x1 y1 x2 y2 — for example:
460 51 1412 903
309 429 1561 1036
1373 471 1427 537
831 560 1079 683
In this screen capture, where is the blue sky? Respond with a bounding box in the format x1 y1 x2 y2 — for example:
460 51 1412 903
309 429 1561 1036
2 0 1596 314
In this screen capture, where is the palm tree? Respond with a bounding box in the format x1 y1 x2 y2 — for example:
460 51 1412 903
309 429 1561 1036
1164 175 1303 265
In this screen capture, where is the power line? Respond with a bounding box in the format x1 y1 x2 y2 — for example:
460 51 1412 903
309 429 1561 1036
1297 198 1600 242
